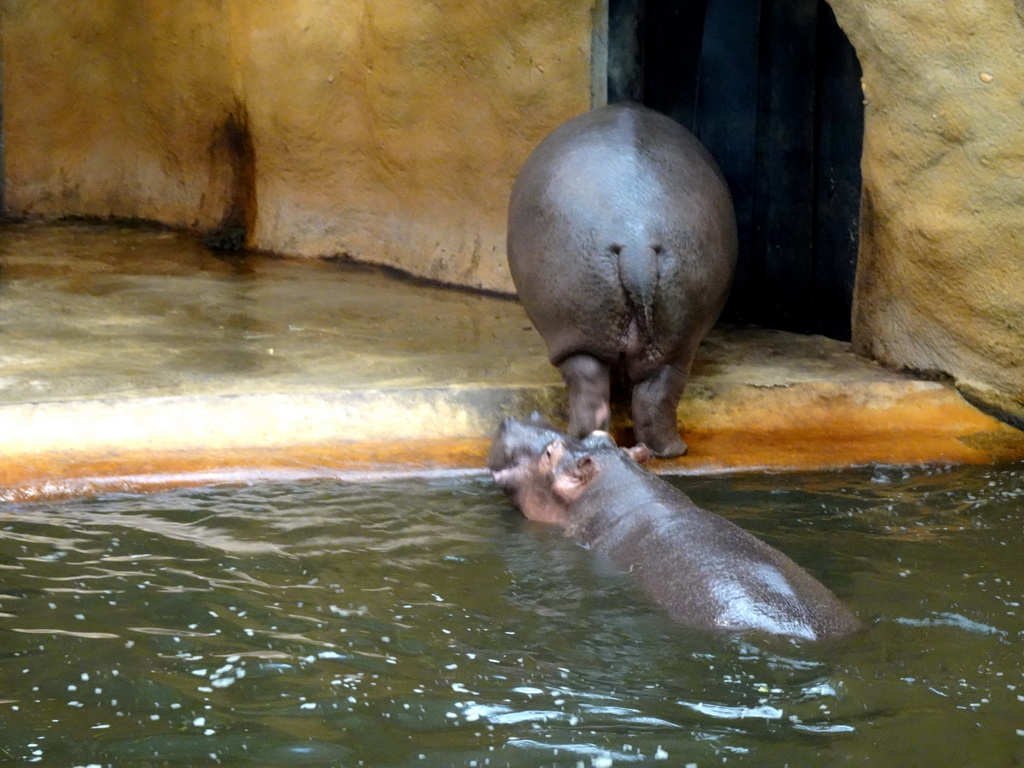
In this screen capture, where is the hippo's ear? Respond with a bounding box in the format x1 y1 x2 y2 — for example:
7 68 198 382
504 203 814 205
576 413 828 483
552 456 597 501
626 443 650 464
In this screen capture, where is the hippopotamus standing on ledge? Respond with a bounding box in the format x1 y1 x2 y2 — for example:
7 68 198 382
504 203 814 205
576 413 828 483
488 416 860 642
507 103 737 457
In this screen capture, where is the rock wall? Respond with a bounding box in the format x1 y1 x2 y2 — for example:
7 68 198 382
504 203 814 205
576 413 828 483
1 0 594 291
3 3 239 229
829 0 1024 425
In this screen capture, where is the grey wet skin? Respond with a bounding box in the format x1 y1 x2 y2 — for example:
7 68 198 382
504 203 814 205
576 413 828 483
507 103 737 457
489 417 861 641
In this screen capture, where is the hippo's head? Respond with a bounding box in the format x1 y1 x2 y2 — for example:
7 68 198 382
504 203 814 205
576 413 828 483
488 415 648 526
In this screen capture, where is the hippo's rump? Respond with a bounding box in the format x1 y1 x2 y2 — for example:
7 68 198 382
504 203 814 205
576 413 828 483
507 104 737 371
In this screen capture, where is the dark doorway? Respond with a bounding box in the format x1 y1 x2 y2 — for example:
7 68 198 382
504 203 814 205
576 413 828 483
608 0 863 341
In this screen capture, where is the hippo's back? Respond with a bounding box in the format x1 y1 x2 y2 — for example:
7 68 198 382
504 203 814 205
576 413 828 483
507 103 737 370
573 463 860 642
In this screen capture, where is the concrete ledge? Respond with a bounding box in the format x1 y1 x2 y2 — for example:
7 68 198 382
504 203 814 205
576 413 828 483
4 376 1022 503
2 387 564 453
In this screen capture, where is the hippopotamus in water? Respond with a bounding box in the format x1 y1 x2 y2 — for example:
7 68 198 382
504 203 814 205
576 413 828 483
507 103 737 457
488 416 860 641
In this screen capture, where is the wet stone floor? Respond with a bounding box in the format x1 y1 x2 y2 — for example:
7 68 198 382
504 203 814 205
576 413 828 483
3 220 1023 484
0 222 554 403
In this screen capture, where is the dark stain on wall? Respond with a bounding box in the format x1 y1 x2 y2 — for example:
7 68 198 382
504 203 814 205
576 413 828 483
204 103 257 252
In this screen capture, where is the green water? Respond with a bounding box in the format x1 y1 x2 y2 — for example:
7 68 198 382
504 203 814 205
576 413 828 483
1 464 1023 767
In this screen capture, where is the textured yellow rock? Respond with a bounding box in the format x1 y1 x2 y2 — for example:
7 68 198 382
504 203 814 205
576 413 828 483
829 0 1024 427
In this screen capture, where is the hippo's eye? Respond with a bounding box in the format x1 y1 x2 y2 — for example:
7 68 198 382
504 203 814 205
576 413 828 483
540 440 563 468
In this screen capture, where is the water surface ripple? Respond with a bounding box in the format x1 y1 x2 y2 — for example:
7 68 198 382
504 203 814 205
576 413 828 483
1 465 1023 766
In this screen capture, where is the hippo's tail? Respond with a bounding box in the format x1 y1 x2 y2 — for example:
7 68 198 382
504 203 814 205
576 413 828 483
613 243 659 348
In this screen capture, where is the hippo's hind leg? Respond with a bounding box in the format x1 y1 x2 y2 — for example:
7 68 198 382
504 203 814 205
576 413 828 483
558 354 611 437
631 363 689 457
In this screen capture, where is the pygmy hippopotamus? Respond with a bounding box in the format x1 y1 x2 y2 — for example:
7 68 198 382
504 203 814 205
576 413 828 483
507 103 737 457
488 416 860 642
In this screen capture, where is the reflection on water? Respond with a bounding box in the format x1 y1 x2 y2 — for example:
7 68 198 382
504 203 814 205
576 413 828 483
1 464 1023 766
